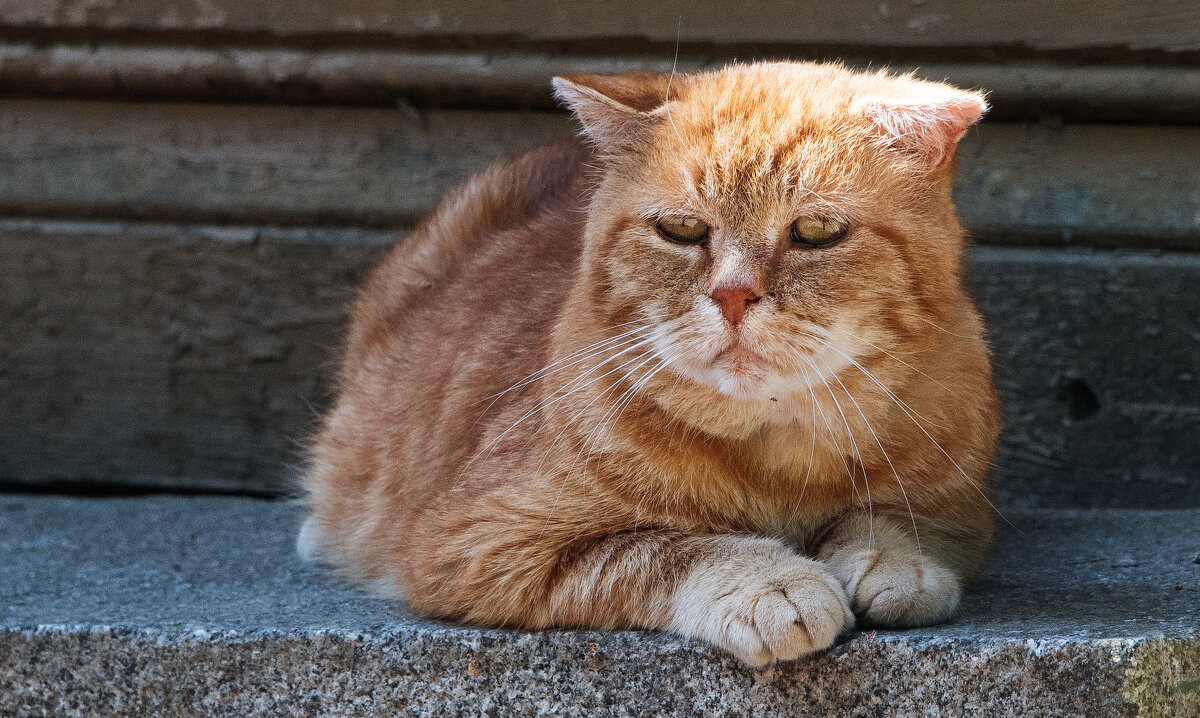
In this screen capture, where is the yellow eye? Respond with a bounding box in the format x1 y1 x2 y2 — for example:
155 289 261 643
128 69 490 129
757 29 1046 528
655 215 710 244
790 216 849 247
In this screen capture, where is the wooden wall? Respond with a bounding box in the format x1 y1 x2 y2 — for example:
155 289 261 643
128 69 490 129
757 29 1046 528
1 1 1198 507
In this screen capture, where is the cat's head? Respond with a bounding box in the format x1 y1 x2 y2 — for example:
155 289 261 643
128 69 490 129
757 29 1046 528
554 62 985 405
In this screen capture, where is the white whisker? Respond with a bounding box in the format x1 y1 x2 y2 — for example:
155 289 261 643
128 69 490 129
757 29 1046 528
801 332 949 431
918 315 981 340
463 333 661 471
833 326 967 404
811 338 1017 531
476 320 652 406
537 350 668 540
663 17 686 147
811 353 921 555
540 340 679 540
785 363 821 529
797 353 874 547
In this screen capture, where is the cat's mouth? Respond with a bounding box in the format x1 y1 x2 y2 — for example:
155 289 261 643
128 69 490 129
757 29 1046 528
711 343 772 389
713 342 760 370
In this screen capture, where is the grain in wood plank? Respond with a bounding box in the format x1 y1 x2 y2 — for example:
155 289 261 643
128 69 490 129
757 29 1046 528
2 220 1197 506
2 1 1198 52
1 100 1199 247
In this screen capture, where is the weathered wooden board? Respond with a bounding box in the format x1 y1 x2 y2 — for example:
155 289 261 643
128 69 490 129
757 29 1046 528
0 101 571 228
2 100 1199 248
0 220 388 495
2 1 1198 52
956 124 1200 248
5 44 1200 123
1 220 1197 507
973 248 1200 509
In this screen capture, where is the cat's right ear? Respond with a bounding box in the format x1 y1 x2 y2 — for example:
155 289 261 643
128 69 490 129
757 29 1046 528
552 71 671 153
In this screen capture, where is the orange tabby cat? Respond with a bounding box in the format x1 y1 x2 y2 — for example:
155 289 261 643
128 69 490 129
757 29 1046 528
299 61 999 665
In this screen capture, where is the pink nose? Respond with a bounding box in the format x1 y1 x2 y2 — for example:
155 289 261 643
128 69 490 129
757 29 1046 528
710 283 762 326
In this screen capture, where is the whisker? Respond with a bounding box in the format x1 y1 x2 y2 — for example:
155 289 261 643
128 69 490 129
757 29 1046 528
580 339 680 473
811 352 921 555
475 319 652 406
463 333 661 471
540 339 679 540
471 325 656 430
917 315 981 340
537 351 668 540
803 363 859 508
798 332 950 432
797 353 874 547
663 17 686 147
785 363 821 529
811 339 1018 531
548 348 666 467
597 352 673 446
832 326 967 404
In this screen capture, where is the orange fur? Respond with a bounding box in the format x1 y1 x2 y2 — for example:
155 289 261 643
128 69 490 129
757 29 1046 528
301 61 1000 665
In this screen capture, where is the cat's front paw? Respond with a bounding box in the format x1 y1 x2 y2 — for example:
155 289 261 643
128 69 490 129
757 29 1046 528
669 537 853 666
821 542 961 628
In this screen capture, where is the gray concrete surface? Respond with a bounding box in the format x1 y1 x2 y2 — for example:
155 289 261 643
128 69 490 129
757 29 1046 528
1 495 1197 716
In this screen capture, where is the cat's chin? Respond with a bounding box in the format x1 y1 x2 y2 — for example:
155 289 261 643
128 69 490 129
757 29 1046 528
710 348 769 396
713 373 775 400
682 353 795 401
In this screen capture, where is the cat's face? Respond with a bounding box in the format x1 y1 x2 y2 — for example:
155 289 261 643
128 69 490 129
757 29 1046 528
556 63 985 402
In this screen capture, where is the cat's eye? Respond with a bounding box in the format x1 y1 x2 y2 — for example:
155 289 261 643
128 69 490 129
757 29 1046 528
790 216 848 247
655 215 710 244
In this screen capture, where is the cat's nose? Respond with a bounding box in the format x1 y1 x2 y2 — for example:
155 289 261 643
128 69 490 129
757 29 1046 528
710 283 762 326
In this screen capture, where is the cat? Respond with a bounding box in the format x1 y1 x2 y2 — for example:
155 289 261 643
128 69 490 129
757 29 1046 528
299 61 1000 666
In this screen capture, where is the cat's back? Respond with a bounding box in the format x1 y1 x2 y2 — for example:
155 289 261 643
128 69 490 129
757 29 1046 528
344 140 591 368
302 140 591 568
311 140 592 511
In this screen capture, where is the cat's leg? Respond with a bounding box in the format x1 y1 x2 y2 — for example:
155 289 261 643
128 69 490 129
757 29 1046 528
815 512 983 627
402 515 853 666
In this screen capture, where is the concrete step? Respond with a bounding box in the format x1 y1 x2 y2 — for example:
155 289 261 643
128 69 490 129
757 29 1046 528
2 495 1197 716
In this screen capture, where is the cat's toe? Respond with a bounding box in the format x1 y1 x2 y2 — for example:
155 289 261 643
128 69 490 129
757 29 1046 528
832 548 961 627
721 617 773 667
752 578 853 661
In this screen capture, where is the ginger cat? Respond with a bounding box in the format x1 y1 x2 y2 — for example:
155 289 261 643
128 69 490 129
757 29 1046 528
299 62 999 665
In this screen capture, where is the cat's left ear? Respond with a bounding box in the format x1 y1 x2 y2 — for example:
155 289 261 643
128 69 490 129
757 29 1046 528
552 71 671 153
853 82 988 169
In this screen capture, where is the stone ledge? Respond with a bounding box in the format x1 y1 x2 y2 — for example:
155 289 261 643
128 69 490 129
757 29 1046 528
1 495 1197 716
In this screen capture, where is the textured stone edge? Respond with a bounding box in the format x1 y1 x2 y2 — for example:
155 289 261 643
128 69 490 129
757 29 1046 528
2 625 1197 716
1127 638 1200 717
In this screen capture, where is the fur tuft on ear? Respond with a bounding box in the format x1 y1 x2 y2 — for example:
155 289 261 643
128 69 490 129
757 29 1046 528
853 82 988 169
552 71 673 153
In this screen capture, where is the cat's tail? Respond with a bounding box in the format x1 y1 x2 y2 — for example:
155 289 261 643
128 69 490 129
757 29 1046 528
295 515 326 563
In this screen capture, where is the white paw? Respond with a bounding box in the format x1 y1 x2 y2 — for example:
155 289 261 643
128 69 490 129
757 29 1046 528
669 537 854 666
822 544 961 627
